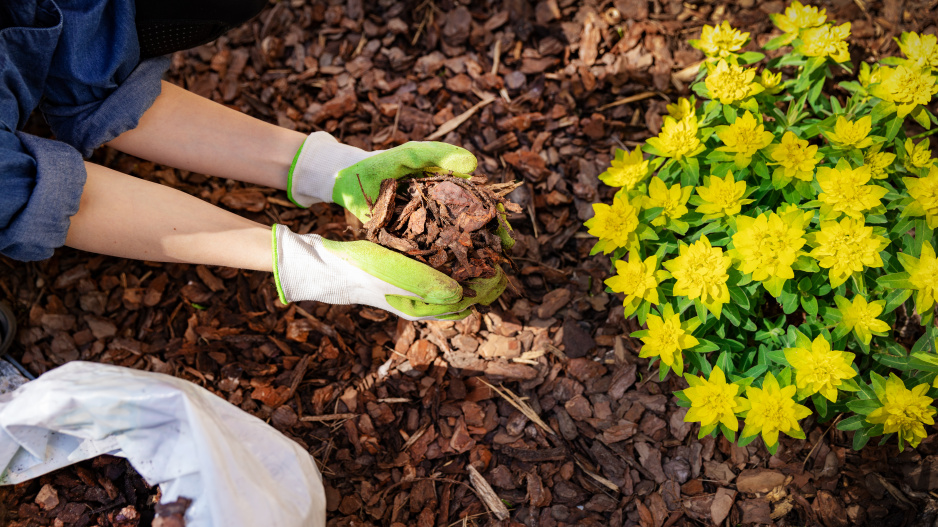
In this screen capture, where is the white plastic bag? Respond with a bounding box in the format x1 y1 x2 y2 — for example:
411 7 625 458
0 361 326 527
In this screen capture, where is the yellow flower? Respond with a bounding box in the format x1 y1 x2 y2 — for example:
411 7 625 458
606 252 664 318
599 147 650 190
859 62 882 88
867 373 936 450
905 138 935 169
836 295 891 345
646 115 704 160
904 165 938 228
715 111 775 168
899 241 938 314
644 177 692 228
806 217 888 288
816 161 887 220
771 1 827 34
731 208 811 295
662 235 732 318
864 148 896 180
704 60 764 105
767 131 821 185
871 65 938 118
683 366 745 432
759 69 784 94
585 192 640 255
741 372 812 448
785 335 857 402
695 171 752 218
798 23 851 63
692 21 749 58
825 116 874 150
667 97 695 120
897 31 938 70
639 304 699 375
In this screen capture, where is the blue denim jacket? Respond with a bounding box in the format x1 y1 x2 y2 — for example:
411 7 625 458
0 0 169 261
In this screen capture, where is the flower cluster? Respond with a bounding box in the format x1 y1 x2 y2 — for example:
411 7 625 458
587 5 938 452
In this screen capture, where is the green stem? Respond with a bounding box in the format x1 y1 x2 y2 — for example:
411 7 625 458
909 127 938 141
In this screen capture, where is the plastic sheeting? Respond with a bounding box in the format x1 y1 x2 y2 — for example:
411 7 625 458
0 361 326 527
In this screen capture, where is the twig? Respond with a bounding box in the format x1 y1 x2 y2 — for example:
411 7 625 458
575 460 619 493
300 413 357 422
491 39 501 76
801 414 842 470
425 95 496 141
357 174 374 209
467 465 510 520
596 91 660 112
479 379 556 436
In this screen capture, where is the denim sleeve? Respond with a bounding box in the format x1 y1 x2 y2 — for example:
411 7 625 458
0 0 87 261
42 57 170 156
0 132 86 261
40 0 170 156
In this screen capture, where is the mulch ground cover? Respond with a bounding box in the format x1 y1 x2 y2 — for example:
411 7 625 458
3 0 938 526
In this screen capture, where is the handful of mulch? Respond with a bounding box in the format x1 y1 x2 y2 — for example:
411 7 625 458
363 173 522 292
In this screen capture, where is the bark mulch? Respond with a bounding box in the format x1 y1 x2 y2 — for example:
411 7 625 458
3 0 938 526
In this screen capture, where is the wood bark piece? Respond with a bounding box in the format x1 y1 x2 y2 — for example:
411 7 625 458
466 465 510 521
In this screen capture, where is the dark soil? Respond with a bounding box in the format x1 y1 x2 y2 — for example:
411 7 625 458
3 0 938 526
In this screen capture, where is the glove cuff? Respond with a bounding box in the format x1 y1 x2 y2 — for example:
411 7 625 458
272 225 350 305
287 132 374 208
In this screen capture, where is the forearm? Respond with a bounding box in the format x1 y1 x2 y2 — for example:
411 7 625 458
65 162 273 271
106 81 306 190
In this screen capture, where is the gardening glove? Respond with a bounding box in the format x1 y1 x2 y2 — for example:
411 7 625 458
272 225 507 321
286 132 478 221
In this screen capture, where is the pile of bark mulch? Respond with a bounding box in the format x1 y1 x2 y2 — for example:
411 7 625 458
364 175 521 284
4 0 938 526
0 455 189 527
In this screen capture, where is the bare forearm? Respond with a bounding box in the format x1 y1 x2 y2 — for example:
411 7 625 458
66 162 273 272
106 81 306 190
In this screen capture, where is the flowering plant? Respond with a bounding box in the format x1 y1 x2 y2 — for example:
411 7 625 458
591 2 938 453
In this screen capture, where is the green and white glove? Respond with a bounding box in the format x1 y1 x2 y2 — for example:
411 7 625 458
272 225 506 321
286 132 478 221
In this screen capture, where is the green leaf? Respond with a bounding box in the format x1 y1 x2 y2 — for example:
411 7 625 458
837 415 869 431
727 286 750 311
723 303 741 327
801 294 818 316
680 157 701 187
765 348 789 365
853 427 872 450
723 104 738 124
911 105 932 129
912 329 938 354
873 353 912 371
878 272 912 289
736 432 758 448
779 286 799 314
738 51 766 64
884 115 903 141
715 350 733 375
694 298 708 324
812 393 828 419
693 339 721 354
882 288 913 314
742 364 768 380
847 399 881 415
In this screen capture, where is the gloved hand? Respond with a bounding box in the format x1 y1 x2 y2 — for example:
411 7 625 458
287 132 478 221
272 225 506 321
